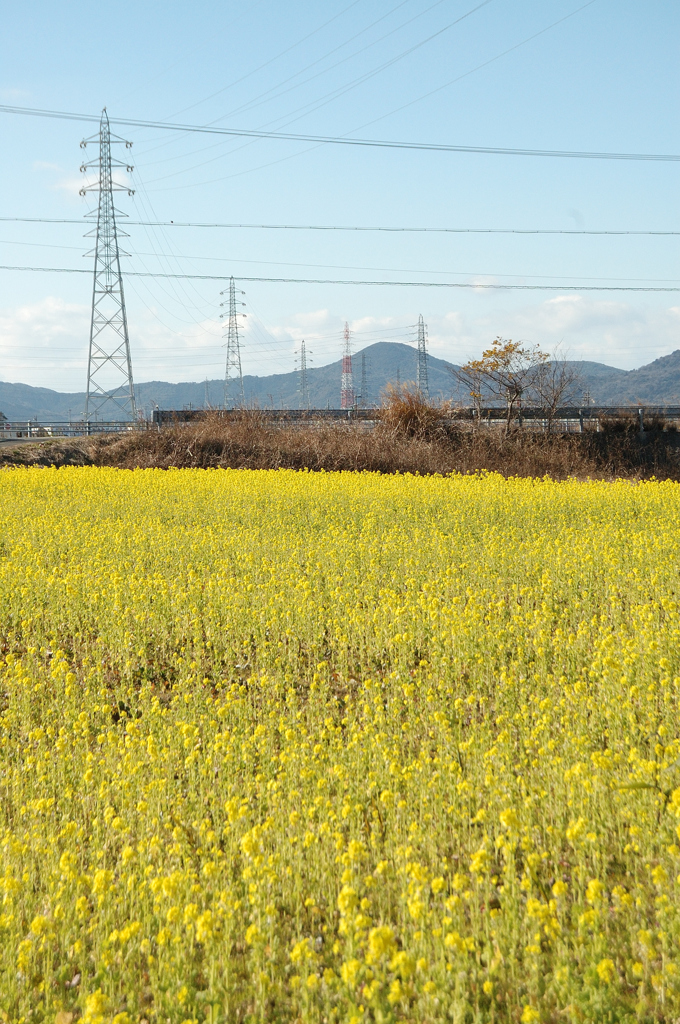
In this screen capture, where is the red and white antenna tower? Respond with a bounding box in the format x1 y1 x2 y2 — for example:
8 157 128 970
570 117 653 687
340 321 354 409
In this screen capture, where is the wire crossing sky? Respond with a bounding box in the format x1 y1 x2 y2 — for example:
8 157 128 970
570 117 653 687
0 0 678 388
0 217 678 236
2 102 680 162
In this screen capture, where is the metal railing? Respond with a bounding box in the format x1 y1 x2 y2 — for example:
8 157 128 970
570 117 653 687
0 420 144 440
151 406 680 432
3 406 679 441
150 408 377 425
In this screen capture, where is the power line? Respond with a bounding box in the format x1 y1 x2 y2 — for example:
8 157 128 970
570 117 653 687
179 0 494 145
136 0 477 187
116 0 603 191
348 0 600 139
1 264 678 291
2 104 679 162
2 237 676 281
1 217 677 236
166 0 366 121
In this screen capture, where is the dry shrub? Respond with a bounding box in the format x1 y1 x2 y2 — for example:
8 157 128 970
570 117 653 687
3 407 680 480
87 411 452 475
379 383 445 438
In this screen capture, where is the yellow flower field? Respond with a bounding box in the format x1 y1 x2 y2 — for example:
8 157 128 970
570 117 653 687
2 467 680 1023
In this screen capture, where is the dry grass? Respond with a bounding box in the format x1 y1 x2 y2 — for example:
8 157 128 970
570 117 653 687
2 398 680 479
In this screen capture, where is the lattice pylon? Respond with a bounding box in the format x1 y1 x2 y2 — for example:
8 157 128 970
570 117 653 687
298 339 310 410
416 314 430 399
340 322 354 409
80 109 137 422
220 277 246 408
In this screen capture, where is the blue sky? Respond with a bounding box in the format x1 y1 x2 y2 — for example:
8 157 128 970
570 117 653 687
0 0 678 390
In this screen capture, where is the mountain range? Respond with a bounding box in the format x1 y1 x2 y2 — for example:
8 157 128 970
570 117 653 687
3 342 680 421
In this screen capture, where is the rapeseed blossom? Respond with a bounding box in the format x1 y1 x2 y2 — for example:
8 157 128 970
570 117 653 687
0 467 679 1020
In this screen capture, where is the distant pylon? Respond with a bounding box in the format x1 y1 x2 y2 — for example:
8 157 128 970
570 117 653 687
340 322 354 409
220 277 246 408
298 340 310 409
416 313 430 399
80 109 137 422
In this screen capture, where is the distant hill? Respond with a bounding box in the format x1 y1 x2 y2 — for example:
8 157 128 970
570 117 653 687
3 342 680 420
588 350 680 405
0 342 456 420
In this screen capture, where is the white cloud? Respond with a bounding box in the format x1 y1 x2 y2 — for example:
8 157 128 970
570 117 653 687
32 161 61 172
2 294 678 392
0 87 29 101
426 297 680 369
0 298 89 389
0 296 223 390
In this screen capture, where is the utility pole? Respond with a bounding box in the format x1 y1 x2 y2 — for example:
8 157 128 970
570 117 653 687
80 109 137 422
340 321 354 409
220 277 246 408
416 314 430 399
298 339 310 410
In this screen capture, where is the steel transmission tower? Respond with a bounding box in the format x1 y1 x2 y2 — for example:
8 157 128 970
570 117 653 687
220 277 246 408
340 322 354 409
416 314 430 399
80 109 137 422
298 340 310 409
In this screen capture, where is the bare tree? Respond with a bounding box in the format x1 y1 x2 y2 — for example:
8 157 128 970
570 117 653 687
450 361 487 425
531 346 584 432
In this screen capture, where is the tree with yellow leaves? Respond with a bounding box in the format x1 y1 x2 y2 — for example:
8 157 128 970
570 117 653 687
453 337 548 433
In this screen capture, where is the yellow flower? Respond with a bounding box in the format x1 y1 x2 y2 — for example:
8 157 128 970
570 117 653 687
92 869 113 895
195 910 213 942
444 931 466 954
585 879 604 905
366 925 397 962
470 846 489 877
81 989 110 1024
651 865 668 888
59 850 78 877
500 808 519 830
596 958 616 984
337 885 359 915
346 839 366 862
387 978 403 1005
290 938 314 963
390 951 415 979
340 958 361 986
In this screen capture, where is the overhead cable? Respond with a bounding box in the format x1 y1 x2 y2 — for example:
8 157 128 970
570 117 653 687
0 238 674 282
1 105 678 162
0 264 678 291
0 217 676 236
